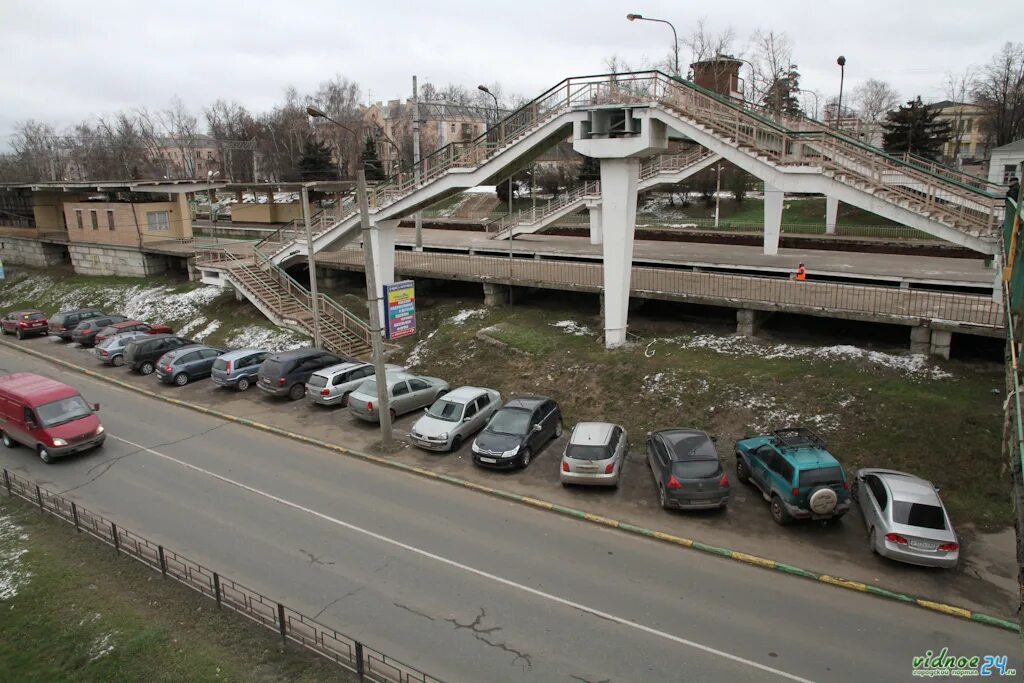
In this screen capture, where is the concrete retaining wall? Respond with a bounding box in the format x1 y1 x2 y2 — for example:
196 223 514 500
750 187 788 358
0 236 69 267
68 243 169 277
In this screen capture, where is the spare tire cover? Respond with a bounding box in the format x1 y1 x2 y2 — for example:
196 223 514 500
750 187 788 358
809 487 838 514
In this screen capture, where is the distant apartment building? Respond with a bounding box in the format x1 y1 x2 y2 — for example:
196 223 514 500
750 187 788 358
54 134 223 182
362 99 489 173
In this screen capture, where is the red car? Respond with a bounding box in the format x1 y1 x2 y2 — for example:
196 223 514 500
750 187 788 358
93 320 174 345
1 310 49 339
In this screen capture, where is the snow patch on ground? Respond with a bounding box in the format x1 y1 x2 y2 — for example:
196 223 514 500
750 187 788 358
448 309 486 326
176 317 207 337
224 326 307 352
551 320 592 336
0 513 31 601
193 320 221 342
723 391 840 433
405 330 438 367
88 632 116 662
676 334 952 379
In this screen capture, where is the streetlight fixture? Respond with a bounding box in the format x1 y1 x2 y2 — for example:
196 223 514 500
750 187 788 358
835 55 847 130
206 170 220 227
626 13 680 78
714 164 724 228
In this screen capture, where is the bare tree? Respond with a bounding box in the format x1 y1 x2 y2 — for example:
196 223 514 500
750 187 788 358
941 68 978 164
852 79 901 125
973 42 1024 147
683 17 736 79
9 120 59 181
749 30 800 116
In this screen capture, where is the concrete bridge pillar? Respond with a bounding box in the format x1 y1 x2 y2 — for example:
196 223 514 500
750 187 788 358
598 158 641 348
587 203 603 245
369 219 398 324
991 253 1003 304
736 309 770 336
825 196 839 235
929 329 952 360
764 182 783 255
909 325 931 355
483 283 510 306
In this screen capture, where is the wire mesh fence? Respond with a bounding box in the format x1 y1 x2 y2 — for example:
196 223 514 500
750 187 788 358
0 468 443 683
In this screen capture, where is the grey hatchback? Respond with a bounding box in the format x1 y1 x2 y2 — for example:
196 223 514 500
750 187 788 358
155 345 225 386
211 349 270 391
646 429 730 510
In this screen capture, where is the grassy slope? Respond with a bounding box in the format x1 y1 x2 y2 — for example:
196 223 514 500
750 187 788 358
641 196 901 227
396 299 1009 529
0 495 354 682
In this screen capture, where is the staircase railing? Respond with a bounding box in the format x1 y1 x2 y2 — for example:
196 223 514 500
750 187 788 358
488 181 600 234
897 151 1003 195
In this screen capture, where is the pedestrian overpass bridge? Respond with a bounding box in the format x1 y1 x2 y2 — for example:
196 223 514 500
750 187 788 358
199 70 1006 351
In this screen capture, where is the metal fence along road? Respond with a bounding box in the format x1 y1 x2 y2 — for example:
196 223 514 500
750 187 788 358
317 247 1004 331
0 468 443 683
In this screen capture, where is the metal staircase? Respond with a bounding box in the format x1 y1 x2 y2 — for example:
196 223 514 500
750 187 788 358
488 147 718 240
262 70 1003 262
194 247 372 358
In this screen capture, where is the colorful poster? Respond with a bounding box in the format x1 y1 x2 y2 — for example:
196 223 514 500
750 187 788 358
384 280 416 340
0 257 5 280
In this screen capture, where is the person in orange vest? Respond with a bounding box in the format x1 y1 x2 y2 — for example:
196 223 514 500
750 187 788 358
795 262 807 280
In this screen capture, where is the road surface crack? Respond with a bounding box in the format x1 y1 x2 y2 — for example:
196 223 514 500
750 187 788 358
58 422 227 495
393 602 435 621
570 676 611 683
444 607 531 670
314 588 361 620
299 549 335 566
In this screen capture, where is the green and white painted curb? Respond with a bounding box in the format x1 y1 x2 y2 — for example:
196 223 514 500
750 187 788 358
2 339 1017 634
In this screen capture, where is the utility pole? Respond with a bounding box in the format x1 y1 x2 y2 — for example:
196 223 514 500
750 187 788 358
413 75 423 252
356 170 393 447
714 164 723 228
301 185 322 349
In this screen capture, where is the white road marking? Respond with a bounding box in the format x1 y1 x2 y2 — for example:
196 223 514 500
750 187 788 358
110 433 815 682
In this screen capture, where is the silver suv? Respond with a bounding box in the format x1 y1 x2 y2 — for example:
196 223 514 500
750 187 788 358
410 386 502 452
94 331 149 367
306 362 404 407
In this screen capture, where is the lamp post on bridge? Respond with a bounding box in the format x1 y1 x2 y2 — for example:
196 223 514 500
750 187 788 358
626 13 680 78
478 84 513 218
835 56 847 130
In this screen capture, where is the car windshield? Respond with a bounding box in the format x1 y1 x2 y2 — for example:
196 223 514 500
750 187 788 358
307 374 328 388
798 466 844 488
427 399 463 422
36 395 93 428
893 501 947 530
566 444 612 461
487 408 531 435
672 460 721 479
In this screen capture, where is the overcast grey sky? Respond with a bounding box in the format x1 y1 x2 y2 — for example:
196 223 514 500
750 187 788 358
0 0 1017 150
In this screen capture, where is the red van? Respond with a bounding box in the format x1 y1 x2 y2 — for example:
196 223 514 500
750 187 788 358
0 373 105 463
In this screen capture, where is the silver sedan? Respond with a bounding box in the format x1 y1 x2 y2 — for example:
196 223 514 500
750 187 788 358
854 468 959 568
348 373 449 423
560 422 627 488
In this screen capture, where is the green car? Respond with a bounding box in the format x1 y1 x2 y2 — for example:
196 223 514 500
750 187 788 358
734 427 851 525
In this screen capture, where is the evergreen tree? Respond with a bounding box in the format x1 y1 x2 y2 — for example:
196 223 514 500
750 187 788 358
762 69 802 116
882 97 952 160
577 156 600 185
297 139 339 181
360 137 385 182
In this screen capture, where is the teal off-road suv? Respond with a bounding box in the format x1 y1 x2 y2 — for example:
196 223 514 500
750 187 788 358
735 427 851 525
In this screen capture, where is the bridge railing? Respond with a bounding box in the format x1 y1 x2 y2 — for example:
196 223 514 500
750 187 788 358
1 468 443 683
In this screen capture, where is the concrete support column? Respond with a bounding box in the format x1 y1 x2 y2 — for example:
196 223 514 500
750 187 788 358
234 190 244 202
763 182 783 255
929 329 952 360
909 325 931 355
369 219 398 323
266 190 275 204
587 203 603 245
599 158 641 349
991 252 1003 304
483 283 510 307
177 193 193 237
736 309 770 337
825 196 839 235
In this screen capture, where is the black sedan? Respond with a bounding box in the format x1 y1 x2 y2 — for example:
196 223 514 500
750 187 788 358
471 396 562 469
646 429 730 510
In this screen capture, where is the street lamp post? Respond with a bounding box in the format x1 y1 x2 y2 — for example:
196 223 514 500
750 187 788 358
714 164 724 228
835 56 847 130
300 184 322 349
206 170 220 229
478 85 512 216
626 13 679 78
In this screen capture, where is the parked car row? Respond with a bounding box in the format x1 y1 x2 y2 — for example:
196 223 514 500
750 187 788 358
2 306 961 569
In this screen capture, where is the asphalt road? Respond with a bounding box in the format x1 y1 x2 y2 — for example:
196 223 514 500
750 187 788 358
0 346 1017 683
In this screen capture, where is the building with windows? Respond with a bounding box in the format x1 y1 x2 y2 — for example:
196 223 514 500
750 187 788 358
930 101 988 167
988 138 1024 186
362 99 490 174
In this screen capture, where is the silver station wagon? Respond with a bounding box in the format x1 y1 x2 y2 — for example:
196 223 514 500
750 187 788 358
306 361 404 407
409 386 502 452
560 422 628 488
348 373 449 423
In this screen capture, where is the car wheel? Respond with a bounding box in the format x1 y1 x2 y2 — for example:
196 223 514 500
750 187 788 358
340 391 351 407
111 355 124 367
735 456 750 484
658 484 669 509
174 373 189 387
16 329 23 340
770 495 792 525
236 377 250 392
139 361 155 375
288 383 305 401
1 432 15 449
520 448 532 468
868 527 879 554
0 327 7 335
37 445 52 464
554 420 563 438
451 435 464 452
389 408 397 424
